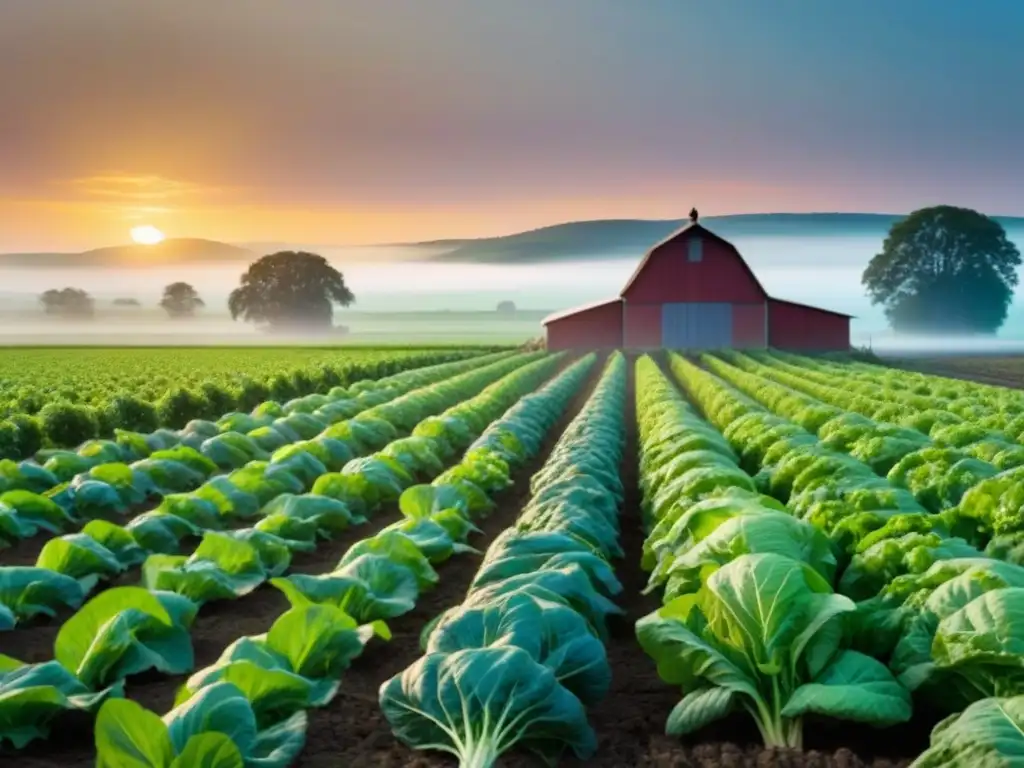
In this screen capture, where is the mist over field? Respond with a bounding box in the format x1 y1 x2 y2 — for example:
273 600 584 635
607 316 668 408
3 228 1024 351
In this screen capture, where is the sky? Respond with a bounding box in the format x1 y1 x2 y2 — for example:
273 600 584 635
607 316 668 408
1 0 1023 251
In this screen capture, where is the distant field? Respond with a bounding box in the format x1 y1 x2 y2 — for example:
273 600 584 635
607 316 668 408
895 355 1024 389
0 309 548 345
0 346 495 448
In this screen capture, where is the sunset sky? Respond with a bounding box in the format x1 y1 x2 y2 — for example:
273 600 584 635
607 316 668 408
2 0 1022 251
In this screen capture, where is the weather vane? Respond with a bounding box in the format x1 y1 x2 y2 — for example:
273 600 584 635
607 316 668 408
689 207 699 223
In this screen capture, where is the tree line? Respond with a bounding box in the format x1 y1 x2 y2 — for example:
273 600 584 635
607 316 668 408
38 250 355 330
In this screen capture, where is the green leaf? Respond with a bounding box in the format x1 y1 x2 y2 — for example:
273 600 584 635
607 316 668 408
270 552 419 624
165 682 258 757
36 533 125 589
380 648 596 765
336 531 438 590
449 565 624 641
0 658 119 749
95 698 174 768
265 604 370 679
911 695 1024 767
180 658 320 728
55 586 197 688
425 592 610 706
782 650 911 725
246 710 308 768
170 732 245 768
665 687 738 735
0 566 84 626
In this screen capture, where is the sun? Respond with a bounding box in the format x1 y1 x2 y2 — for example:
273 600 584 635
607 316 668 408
130 225 166 245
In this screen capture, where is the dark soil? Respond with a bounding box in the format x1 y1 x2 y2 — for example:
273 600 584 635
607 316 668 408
2 356 941 767
0 532 59 567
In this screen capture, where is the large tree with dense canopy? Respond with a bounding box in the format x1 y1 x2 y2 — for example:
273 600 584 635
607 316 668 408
228 251 355 330
862 206 1021 334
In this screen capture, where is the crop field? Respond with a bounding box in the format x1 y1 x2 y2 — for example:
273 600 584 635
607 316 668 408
4 347 1024 766
0 346 497 456
899 354 1024 390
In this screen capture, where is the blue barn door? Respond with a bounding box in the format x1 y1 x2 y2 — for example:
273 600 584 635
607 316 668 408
661 302 733 349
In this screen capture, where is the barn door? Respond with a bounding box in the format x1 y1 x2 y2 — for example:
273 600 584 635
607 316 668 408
661 302 733 349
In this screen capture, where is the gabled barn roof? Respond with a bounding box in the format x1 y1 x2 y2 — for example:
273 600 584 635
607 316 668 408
619 221 769 299
541 297 620 326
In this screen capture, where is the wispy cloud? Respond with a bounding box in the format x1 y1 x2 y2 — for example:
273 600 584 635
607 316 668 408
61 174 225 202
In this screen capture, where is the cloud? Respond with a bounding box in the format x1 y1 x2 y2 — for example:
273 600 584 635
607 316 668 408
61 174 225 202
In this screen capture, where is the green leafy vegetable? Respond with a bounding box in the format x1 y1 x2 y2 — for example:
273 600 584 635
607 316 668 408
380 648 596 768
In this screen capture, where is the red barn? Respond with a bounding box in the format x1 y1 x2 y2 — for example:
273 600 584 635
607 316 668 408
542 215 851 351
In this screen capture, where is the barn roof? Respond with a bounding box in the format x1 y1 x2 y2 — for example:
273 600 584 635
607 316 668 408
619 221 769 298
770 297 855 319
541 297 620 325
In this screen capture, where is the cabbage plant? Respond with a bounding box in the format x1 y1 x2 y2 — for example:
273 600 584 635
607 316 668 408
55 586 197 689
174 605 375 724
380 648 596 768
637 552 911 748
911 695 1024 767
0 654 119 748
95 682 306 768
895 586 1024 709
0 566 84 629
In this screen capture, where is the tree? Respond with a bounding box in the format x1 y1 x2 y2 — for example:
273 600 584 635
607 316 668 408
39 287 95 318
862 206 1022 334
228 251 355 330
113 297 141 307
496 300 517 314
159 282 205 317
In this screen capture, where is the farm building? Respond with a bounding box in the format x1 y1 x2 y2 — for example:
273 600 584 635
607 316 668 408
542 211 851 351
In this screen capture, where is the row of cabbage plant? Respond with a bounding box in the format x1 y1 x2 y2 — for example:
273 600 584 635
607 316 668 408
633 353 912 749
140 352 566 608
0 351 569 751
700 352 1024 570
727 350 1024 473
379 351 627 768
83 355 599 766
0 352 544 630
0 350 516 547
1 351 551 636
754 351 1024 425
770 348 1024 417
663 353 1024 763
0 348 485 459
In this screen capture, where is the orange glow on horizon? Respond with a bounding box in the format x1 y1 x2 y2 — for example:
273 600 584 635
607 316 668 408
0 172 818 252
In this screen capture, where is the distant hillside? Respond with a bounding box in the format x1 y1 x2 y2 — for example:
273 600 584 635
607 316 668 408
6 213 1024 268
416 213 1024 264
0 238 255 268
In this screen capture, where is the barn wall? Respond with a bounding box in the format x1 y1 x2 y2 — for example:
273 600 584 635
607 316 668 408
544 301 623 350
623 233 765 304
732 303 768 348
623 302 662 348
768 300 850 351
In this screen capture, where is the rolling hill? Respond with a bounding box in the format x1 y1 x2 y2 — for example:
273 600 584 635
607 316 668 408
4 213 1024 268
0 238 255 267
414 213 1024 263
